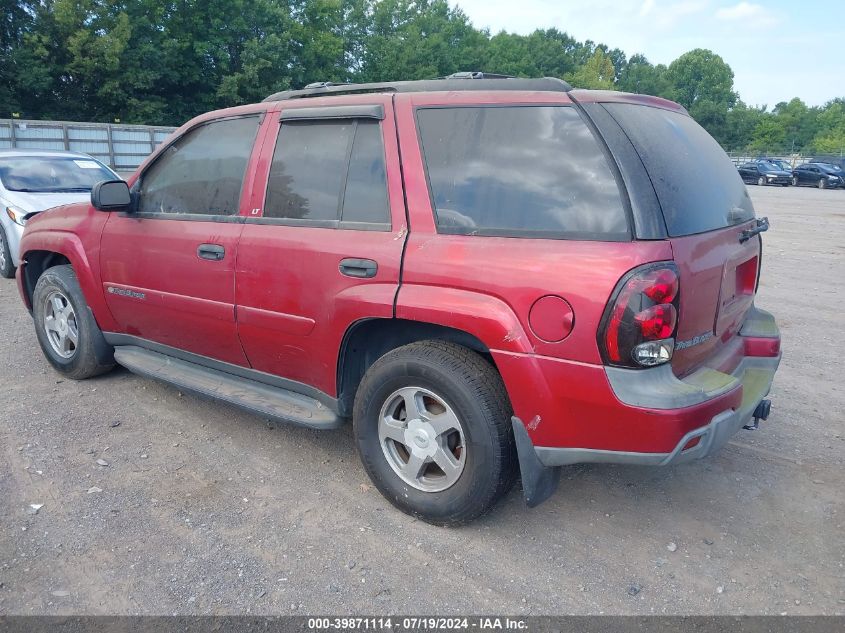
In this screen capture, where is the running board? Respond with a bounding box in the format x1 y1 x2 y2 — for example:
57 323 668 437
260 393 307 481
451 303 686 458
113 346 344 430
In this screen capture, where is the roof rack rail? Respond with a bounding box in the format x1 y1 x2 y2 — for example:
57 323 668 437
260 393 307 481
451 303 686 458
263 74 572 102
443 71 516 80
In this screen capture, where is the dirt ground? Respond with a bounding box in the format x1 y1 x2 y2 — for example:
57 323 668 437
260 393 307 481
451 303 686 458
1 185 843 616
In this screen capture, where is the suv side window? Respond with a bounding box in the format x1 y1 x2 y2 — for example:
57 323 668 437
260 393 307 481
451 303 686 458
416 106 629 240
137 116 259 216
263 119 390 229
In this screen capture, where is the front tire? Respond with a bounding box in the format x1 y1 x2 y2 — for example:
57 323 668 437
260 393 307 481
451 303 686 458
0 225 15 279
353 341 517 525
818 179 826 189
32 265 114 379
757 176 766 186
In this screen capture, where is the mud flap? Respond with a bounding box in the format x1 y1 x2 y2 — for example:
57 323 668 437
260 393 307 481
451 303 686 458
511 416 561 507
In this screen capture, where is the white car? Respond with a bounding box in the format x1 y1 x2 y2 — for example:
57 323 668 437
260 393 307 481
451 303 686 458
0 150 120 278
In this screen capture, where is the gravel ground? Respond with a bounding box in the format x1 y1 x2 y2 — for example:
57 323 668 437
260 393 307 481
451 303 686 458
1 185 843 616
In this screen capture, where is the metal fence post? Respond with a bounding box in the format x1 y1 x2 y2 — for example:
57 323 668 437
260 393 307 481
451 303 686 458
107 124 116 169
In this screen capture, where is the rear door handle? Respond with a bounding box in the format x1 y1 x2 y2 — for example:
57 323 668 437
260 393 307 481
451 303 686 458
339 258 378 279
197 243 225 261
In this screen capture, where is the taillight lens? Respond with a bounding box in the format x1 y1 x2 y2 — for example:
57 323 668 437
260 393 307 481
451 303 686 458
599 263 680 368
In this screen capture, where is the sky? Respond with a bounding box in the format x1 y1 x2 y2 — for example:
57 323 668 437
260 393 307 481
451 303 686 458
449 0 843 109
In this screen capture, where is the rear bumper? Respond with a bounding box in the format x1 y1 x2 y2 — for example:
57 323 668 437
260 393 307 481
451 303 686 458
506 306 781 506
533 353 779 468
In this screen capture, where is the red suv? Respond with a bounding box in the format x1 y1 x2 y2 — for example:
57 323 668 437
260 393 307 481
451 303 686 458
16 75 781 525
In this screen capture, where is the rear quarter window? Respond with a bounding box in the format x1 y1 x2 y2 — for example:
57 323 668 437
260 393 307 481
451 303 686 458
416 106 630 240
603 103 755 237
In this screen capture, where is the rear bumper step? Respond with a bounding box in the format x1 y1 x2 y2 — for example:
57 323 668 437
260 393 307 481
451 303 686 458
113 346 344 430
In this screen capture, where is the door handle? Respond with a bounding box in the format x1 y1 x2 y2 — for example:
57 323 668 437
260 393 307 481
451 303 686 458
339 258 378 279
197 243 225 261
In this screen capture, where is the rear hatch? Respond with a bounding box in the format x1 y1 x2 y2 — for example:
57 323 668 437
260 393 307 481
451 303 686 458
601 101 760 376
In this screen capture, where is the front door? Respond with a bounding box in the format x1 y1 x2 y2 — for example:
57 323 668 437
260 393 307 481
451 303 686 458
99 113 264 366
235 97 407 398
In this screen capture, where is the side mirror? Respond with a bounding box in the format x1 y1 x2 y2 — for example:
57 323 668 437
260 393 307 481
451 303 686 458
91 179 131 211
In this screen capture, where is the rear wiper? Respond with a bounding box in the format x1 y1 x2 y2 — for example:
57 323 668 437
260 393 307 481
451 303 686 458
740 217 769 243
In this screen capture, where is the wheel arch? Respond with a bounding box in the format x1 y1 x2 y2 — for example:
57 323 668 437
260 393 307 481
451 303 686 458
20 250 72 310
337 318 499 417
18 231 118 331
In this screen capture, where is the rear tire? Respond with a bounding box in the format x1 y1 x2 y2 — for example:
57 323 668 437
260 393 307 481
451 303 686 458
792 176 799 186
353 341 517 526
0 226 15 279
32 265 114 379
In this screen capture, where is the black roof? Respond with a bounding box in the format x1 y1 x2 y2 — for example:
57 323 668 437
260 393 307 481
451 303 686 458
263 73 572 102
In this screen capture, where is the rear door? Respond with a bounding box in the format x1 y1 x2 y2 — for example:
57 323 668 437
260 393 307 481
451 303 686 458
234 96 406 398
99 113 263 365
599 102 761 376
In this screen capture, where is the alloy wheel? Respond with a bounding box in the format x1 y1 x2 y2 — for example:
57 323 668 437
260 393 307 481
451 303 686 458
378 386 467 492
43 290 79 359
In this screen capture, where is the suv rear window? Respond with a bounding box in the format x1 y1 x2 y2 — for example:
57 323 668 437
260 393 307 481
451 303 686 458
416 106 629 240
603 103 755 237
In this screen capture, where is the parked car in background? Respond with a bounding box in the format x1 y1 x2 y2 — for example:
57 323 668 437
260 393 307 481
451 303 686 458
811 161 845 182
792 162 845 189
0 150 119 278
810 156 845 172
14 76 781 524
760 158 792 172
738 160 791 186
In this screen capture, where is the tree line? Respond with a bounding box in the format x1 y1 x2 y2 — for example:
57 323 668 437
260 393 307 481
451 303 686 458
2 0 843 154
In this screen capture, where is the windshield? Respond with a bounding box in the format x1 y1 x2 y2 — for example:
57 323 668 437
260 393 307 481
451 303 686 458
758 161 780 171
0 156 116 192
816 164 839 174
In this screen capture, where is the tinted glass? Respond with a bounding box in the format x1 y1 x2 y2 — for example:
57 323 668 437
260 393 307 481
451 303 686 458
0 157 116 192
265 121 352 222
416 106 628 239
604 103 754 237
138 116 258 216
264 119 390 227
342 121 390 225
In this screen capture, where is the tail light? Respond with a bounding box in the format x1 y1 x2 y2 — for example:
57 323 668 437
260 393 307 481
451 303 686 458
599 262 680 368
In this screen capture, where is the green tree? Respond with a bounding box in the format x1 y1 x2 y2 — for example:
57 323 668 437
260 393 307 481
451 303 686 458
667 48 737 111
2 0 843 149
359 0 485 82
811 100 845 153
568 48 615 90
616 54 673 99
666 49 737 143
772 98 820 151
0 0 37 115
722 101 766 151
748 116 786 152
